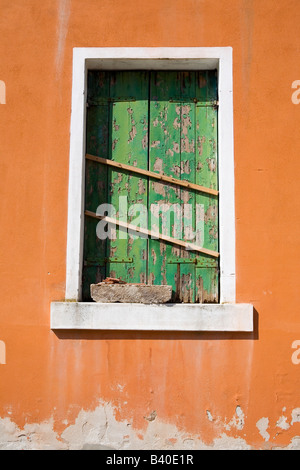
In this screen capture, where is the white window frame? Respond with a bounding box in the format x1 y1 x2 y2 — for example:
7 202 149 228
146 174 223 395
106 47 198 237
50 47 253 332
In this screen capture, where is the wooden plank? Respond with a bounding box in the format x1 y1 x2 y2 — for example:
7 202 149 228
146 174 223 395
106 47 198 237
107 71 149 283
195 70 219 302
148 71 182 299
85 153 219 196
85 210 219 258
179 71 197 303
82 71 110 300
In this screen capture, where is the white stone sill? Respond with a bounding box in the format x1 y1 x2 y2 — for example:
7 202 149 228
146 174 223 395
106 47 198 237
50 302 253 332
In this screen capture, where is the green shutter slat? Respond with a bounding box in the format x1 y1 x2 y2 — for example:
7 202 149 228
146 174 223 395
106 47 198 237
107 71 149 284
82 71 110 300
148 71 182 300
179 72 197 303
195 71 219 302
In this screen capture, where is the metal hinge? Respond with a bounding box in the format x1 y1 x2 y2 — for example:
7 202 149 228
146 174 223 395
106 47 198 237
168 98 219 108
196 100 219 109
84 257 133 267
167 258 218 267
87 97 136 107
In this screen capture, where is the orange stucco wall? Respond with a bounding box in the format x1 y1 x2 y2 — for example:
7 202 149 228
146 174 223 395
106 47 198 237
0 0 300 449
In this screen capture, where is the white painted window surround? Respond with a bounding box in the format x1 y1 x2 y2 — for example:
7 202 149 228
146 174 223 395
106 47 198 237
50 47 253 332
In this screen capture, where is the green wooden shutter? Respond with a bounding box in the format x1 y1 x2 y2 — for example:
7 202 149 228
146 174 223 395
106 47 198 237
83 70 219 303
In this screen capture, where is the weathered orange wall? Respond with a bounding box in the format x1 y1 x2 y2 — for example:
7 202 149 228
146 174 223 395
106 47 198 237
1 0 300 449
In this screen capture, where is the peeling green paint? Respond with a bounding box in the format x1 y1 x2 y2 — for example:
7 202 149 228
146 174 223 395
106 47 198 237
83 70 219 302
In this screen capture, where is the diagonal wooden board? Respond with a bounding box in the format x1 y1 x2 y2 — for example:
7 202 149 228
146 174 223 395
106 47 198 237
85 154 219 197
85 210 220 258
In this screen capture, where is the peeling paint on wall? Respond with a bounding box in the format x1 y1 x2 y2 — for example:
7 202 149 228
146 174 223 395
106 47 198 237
0 403 250 450
291 408 300 425
1 403 300 450
256 417 270 442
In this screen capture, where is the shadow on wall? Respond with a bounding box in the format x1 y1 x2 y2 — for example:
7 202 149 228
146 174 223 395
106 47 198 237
52 308 259 342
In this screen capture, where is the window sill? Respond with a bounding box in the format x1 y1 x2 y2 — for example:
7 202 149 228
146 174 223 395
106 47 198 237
50 302 253 332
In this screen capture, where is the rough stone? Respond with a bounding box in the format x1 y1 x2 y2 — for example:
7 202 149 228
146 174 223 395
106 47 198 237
90 284 172 304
